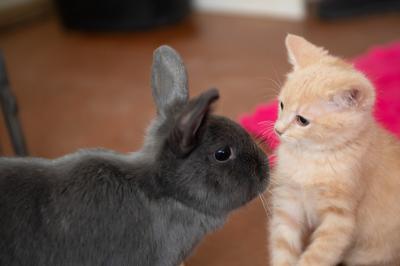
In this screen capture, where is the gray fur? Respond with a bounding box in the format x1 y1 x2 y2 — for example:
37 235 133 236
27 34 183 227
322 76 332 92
0 46 269 266
151 45 189 116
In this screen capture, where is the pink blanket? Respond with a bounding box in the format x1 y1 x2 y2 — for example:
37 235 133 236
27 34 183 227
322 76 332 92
240 42 400 156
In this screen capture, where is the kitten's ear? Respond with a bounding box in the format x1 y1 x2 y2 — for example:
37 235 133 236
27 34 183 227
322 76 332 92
169 88 219 156
331 88 361 109
285 34 328 70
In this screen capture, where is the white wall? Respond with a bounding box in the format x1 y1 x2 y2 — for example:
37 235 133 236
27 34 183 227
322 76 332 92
194 0 306 20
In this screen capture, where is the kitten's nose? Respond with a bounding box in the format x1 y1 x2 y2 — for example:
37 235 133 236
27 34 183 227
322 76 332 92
274 128 282 136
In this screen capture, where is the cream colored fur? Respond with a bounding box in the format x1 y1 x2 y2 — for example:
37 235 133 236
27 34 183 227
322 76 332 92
269 34 400 266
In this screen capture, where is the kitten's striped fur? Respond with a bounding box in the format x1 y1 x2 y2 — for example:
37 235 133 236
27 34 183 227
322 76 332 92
270 34 400 266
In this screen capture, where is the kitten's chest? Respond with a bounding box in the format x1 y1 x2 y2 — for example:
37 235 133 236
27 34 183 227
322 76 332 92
276 147 356 229
300 188 320 229
277 147 348 185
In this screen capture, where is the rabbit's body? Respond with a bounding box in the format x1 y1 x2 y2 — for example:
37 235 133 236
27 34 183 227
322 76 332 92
0 149 223 266
0 46 268 266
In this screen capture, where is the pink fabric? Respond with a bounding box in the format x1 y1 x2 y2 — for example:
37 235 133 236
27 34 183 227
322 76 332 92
240 41 400 158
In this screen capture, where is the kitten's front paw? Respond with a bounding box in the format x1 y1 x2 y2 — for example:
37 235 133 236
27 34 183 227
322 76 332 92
272 263 295 266
272 260 297 266
296 257 321 266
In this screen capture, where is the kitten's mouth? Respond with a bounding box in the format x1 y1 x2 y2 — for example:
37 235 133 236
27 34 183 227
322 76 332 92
280 135 298 144
274 128 283 136
278 134 287 140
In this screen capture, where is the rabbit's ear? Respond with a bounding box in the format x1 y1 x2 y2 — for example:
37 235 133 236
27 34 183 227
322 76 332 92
170 88 219 156
151 45 189 115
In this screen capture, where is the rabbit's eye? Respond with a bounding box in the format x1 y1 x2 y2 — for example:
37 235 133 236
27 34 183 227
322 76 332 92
280 101 284 110
214 146 232 162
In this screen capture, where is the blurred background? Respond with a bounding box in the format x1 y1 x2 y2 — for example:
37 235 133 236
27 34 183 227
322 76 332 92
0 0 399 265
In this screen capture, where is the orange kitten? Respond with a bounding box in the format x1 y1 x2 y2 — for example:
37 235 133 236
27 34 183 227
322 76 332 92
269 34 400 266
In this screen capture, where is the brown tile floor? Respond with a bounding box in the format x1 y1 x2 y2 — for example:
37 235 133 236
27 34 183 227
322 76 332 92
1 12 400 266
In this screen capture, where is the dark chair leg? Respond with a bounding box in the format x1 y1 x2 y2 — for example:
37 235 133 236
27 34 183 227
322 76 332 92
0 53 28 156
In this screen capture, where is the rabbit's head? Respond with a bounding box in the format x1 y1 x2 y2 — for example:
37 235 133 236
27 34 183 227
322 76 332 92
145 46 269 216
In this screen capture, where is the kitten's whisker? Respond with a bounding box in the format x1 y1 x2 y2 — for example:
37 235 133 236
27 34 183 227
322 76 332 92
259 123 276 133
261 127 275 134
258 194 271 217
265 77 282 93
261 193 273 216
271 62 283 88
260 130 276 139
258 120 276 126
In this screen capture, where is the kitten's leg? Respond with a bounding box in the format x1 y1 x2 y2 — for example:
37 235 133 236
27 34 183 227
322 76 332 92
270 186 305 266
297 198 355 266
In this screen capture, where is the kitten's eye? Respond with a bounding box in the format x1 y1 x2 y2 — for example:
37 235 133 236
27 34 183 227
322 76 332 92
296 115 310 127
214 146 232 162
280 101 284 110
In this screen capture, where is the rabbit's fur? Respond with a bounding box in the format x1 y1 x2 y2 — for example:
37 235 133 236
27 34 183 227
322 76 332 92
0 46 269 266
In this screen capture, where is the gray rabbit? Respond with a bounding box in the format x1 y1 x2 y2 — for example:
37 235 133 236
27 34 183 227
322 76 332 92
0 46 269 266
